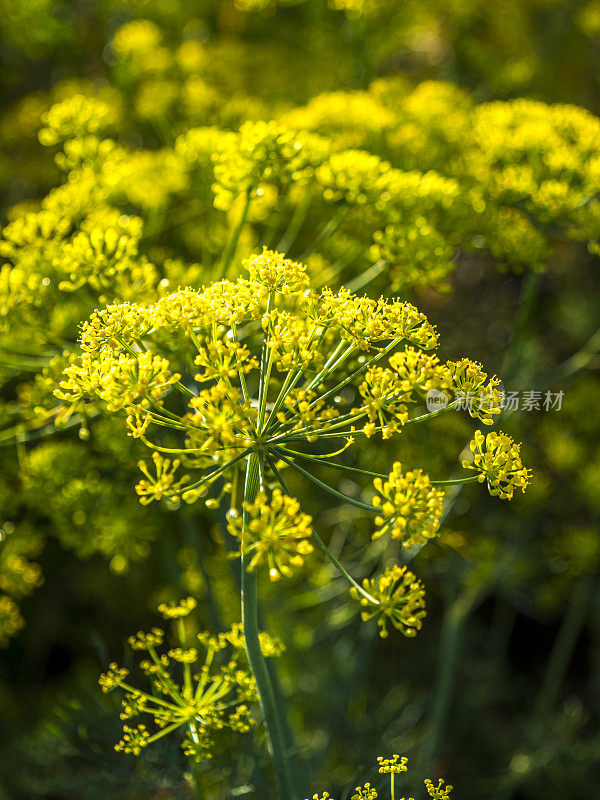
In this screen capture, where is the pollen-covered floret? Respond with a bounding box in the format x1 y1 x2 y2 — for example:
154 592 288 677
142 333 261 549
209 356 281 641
228 489 314 581
244 247 310 293
212 121 328 209
377 754 408 774
98 662 130 693
357 347 449 438
114 724 150 755
351 565 426 638
135 452 190 505
38 94 119 146
351 784 378 800
369 221 454 293
158 597 197 619
424 778 453 799
446 358 503 424
309 753 451 800
372 463 445 547
463 430 531 500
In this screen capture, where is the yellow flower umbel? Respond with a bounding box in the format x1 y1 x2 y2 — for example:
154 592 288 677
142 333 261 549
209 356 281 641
228 489 314 580
58 248 527 798
98 597 282 763
351 566 426 639
377 754 408 774
372 463 445 548
136 452 190 505
351 784 378 800
424 779 454 799
57 248 527 618
463 430 532 500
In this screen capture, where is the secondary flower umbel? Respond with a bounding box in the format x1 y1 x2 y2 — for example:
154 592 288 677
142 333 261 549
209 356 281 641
99 598 282 762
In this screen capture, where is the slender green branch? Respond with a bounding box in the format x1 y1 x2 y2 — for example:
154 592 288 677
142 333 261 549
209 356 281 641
313 337 402 408
404 399 459 425
312 244 365 289
431 475 480 486
262 369 302 435
232 323 250 403
173 447 252 495
0 355 52 371
277 191 313 253
273 448 376 512
266 455 379 605
532 571 594 721
343 258 387 294
415 603 467 800
257 292 276 433
274 447 480 486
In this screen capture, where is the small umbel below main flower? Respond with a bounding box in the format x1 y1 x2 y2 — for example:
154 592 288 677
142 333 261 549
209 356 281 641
98 597 283 764
350 565 426 639
463 430 531 500
372 462 445 548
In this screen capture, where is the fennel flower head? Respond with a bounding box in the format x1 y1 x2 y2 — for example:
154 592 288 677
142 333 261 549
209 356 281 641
56 248 529 636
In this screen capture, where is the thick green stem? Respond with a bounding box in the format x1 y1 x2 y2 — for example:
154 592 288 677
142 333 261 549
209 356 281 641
241 452 297 800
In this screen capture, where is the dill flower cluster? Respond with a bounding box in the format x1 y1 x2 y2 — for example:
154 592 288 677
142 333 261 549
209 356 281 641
463 430 532 500
371 464 445 546
99 597 281 762
282 78 600 272
55 248 529 639
308 754 453 799
351 566 426 639
228 489 314 581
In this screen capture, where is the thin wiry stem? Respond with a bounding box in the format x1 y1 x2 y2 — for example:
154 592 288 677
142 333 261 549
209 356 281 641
266 455 379 606
299 204 349 260
274 447 480 486
276 190 313 253
273 448 376 513
171 447 252 496
311 336 402 409
343 258 387 294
